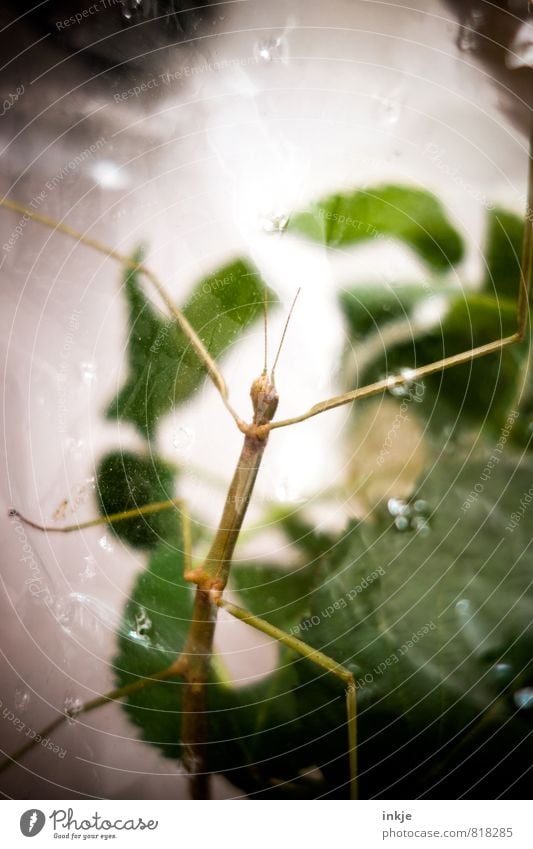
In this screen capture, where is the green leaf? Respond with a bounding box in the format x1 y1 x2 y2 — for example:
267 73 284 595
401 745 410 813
291 451 533 797
483 208 524 300
114 535 329 796
107 252 273 437
289 185 464 271
96 450 178 549
357 293 525 435
230 561 315 629
340 283 438 339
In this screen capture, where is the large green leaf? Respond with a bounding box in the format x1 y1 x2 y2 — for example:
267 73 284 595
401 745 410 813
289 185 464 271
107 252 273 437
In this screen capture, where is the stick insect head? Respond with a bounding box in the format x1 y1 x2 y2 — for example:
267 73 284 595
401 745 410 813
250 287 301 427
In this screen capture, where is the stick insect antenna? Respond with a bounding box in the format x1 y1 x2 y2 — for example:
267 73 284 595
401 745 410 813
271 288 301 382
263 286 269 374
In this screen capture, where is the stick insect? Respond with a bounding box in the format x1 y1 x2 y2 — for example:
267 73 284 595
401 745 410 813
1 125 532 801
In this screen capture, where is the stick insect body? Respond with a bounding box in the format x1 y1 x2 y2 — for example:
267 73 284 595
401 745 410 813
0 126 531 799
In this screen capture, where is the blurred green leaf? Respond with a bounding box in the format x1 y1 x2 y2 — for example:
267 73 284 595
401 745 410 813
340 283 439 339
96 450 178 549
289 185 464 271
356 293 525 436
231 561 315 629
291 451 533 797
483 208 524 300
107 252 273 437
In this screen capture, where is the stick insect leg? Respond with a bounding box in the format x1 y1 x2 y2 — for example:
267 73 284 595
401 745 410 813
0 655 187 776
1 508 195 776
270 123 533 432
0 198 243 429
9 498 184 533
214 597 358 800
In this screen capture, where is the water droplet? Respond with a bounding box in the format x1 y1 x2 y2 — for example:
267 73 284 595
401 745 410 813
394 515 410 532
254 36 285 64
81 555 97 580
387 497 410 517
80 361 97 384
412 515 430 537
527 421 533 434
64 696 82 724
99 535 114 553
15 690 30 713
379 95 402 126
135 606 152 638
493 661 513 685
121 0 142 21
172 426 195 454
513 687 533 710
386 368 421 399
456 598 471 615
261 212 289 233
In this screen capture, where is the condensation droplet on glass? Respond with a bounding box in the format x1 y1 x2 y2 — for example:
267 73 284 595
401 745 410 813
412 515 430 537
513 687 533 710
379 94 402 127
121 0 142 21
135 606 152 638
99 535 114 553
387 497 410 517
15 689 30 713
455 598 471 615
64 696 82 724
394 515 410 532
261 212 289 234
493 661 513 684
172 426 195 454
527 421 533 434
80 361 97 384
413 499 430 515
254 36 284 64
81 555 97 580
